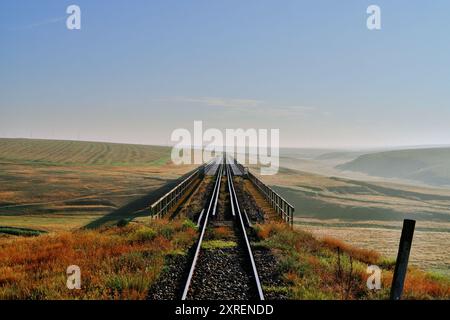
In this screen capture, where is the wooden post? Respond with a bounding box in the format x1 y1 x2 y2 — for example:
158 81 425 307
390 219 416 300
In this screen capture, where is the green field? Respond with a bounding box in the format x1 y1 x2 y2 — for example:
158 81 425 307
0 138 193 232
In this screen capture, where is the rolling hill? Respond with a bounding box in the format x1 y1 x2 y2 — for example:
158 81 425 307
0 138 170 165
254 165 450 275
0 138 193 231
336 148 450 187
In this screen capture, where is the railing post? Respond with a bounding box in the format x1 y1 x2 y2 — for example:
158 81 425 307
290 207 294 228
390 219 416 300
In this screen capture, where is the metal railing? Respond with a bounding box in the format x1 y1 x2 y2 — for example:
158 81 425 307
150 169 201 218
247 171 294 227
150 159 217 218
232 157 246 175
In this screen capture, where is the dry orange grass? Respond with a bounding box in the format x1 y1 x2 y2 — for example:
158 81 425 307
256 222 286 240
0 219 196 299
322 236 381 265
212 226 234 240
382 269 450 299
256 222 450 299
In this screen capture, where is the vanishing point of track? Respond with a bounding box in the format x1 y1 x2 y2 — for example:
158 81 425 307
181 156 264 300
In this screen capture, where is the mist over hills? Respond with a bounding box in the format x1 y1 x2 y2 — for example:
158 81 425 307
337 148 450 187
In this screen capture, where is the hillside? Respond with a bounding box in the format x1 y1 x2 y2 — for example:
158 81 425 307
0 138 170 165
0 138 194 232
254 166 450 275
336 148 450 187
315 151 369 161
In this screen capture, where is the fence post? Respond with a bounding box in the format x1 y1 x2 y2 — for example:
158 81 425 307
390 219 416 300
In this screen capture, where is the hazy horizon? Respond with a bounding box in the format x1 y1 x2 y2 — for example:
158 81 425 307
1 136 450 152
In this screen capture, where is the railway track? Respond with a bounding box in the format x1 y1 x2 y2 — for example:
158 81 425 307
148 153 293 300
181 155 264 300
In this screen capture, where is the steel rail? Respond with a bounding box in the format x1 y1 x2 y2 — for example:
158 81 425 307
181 162 223 300
243 209 252 228
181 156 264 300
196 209 205 228
226 166 236 217
226 163 265 300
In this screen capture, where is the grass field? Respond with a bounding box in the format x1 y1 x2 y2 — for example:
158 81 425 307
1 219 447 299
254 166 450 276
0 219 197 299
0 139 448 299
0 138 195 231
255 222 449 299
0 138 171 166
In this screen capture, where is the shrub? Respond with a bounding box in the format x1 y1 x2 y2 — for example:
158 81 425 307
159 225 175 240
131 227 157 243
181 219 197 231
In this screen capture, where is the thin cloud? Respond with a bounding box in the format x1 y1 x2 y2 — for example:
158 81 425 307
264 105 316 116
157 96 264 108
155 96 320 116
11 17 66 31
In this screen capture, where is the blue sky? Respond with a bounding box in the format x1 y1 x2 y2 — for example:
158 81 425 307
1 0 449 148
